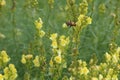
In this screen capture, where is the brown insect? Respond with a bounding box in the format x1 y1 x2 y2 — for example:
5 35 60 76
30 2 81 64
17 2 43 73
66 21 76 27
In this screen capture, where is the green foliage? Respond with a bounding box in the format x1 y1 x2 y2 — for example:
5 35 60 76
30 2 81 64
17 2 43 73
0 0 120 80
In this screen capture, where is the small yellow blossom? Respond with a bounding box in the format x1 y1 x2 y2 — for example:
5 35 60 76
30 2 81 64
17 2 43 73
91 77 98 80
112 54 119 63
116 47 120 54
21 55 26 64
49 59 53 67
112 75 118 80
34 18 43 30
105 52 111 62
54 56 62 64
25 54 33 60
39 30 45 38
33 56 40 67
59 35 69 47
50 33 58 40
108 68 113 75
86 16 92 24
62 23 68 28
0 0 6 6
1 50 10 63
99 74 103 80
57 49 62 56
76 14 92 27
0 74 3 80
51 40 58 48
80 67 89 75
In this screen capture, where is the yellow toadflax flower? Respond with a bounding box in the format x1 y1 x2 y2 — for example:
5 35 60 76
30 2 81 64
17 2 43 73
50 33 58 41
25 54 33 60
54 55 62 64
49 59 53 67
91 77 98 80
1 50 10 63
34 18 43 30
51 40 58 48
0 74 4 80
0 0 6 6
33 56 40 67
80 67 89 75
39 30 45 38
76 14 92 28
59 35 70 47
105 52 111 62
21 54 26 64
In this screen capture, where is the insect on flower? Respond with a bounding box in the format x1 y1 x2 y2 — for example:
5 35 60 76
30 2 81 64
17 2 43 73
66 21 76 27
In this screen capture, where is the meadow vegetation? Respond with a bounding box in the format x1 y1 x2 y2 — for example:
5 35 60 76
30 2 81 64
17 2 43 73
0 0 120 80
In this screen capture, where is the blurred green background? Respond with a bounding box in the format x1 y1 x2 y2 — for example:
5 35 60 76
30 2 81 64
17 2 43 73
0 0 120 79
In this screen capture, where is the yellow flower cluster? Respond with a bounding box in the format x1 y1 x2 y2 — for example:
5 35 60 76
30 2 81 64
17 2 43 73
21 54 33 64
69 46 120 80
49 33 70 65
4 64 18 80
0 0 6 6
105 47 120 64
59 35 70 47
34 18 45 38
0 50 10 67
76 14 92 28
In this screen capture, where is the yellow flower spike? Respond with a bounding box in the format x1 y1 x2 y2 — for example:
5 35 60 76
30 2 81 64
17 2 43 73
0 74 4 80
50 33 58 41
34 18 43 30
51 40 58 48
33 56 40 67
80 67 89 75
79 0 88 15
54 55 62 64
21 55 26 64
